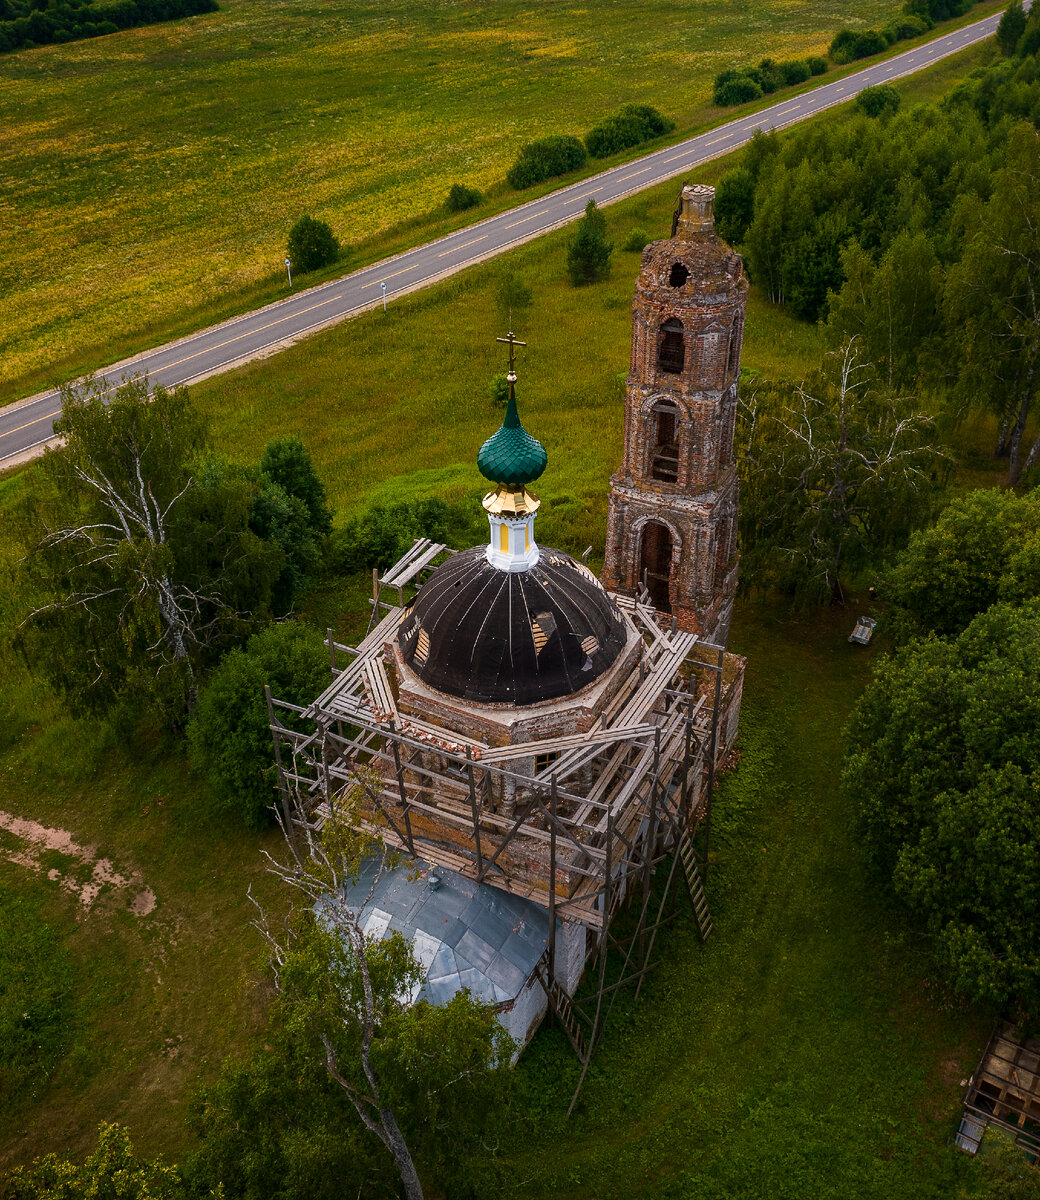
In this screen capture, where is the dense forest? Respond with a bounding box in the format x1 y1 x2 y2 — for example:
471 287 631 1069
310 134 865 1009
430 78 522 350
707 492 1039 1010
717 4 1040 484
0 0 216 54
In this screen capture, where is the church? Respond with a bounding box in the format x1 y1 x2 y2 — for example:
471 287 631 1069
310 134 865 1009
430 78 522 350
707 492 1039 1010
268 183 747 1093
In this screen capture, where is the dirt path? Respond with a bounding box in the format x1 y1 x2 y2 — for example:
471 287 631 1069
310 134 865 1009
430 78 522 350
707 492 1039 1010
0 809 155 915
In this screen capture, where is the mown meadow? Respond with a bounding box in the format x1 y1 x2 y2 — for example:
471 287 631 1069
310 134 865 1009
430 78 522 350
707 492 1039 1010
1 0 976 403
0 31 1020 1197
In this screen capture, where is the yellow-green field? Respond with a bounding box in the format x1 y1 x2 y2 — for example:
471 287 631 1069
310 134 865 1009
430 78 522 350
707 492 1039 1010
2 0 909 397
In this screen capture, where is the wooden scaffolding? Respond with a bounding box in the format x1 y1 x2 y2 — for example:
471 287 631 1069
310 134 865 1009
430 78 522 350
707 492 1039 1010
956 1023 1040 1158
267 541 736 1109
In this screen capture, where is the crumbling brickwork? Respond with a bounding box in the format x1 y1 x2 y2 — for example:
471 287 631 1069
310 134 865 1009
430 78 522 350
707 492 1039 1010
602 184 749 647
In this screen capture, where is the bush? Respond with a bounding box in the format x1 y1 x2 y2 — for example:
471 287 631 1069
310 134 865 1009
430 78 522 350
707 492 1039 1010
713 75 764 106
890 15 929 39
187 621 328 830
831 27 892 64
259 435 332 538
566 199 612 286
622 227 650 252
584 104 674 158
779 59 811 86
855 83 902 118
506 135 586 190
807 55 828 76
489 373 509 405
445 183 481 212
331 498 451 574
286 214 339 274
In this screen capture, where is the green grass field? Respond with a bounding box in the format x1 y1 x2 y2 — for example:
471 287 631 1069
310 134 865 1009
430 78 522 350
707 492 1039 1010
0 30 1018 1192
1 0 923 400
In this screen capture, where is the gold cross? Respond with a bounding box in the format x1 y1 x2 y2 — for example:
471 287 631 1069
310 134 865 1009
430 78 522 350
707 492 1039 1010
496 330 526 381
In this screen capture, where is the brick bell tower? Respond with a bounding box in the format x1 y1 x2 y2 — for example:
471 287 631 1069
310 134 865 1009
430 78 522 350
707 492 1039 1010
602 183 748 647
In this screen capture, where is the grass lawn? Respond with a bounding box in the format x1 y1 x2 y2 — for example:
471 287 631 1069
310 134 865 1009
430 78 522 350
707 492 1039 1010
488 599 991 1198
0 0 976 402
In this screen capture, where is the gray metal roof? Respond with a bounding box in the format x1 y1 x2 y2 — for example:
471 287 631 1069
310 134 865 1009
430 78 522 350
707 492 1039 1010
333 859 551 1007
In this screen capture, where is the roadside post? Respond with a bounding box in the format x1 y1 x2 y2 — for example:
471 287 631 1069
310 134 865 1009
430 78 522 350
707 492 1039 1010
381 280 387 313
285 258 292 288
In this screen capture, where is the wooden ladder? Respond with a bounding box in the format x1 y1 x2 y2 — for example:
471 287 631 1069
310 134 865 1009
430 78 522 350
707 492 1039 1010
535 957 588 1060
677 830 713 941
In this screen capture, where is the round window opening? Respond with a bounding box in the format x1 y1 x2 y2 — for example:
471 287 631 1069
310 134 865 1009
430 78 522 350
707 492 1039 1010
668 262 689 288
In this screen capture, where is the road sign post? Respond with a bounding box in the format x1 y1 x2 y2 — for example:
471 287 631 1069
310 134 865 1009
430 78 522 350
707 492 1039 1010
381 280 387 313
285 258 292 289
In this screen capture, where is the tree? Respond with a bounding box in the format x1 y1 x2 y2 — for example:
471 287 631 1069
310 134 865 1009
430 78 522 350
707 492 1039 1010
249 774 512 1200
495 268 533 325
738 343 947 604
826 230 944 390
996 1 1027 56
2 1123 193 1199
855 83 901 118
16 376 281 717
883 488 1040 640
566 199 612 286
187 621 328 829
286 215 339 274
844 600 1040 1014
944 124 1040 483
714 166 756 243
259 436 332 538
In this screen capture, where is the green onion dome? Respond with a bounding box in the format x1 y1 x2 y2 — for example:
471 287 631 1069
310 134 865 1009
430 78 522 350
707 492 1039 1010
477 391 547 488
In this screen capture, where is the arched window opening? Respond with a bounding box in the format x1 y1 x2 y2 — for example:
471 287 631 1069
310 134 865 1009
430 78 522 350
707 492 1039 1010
650 402 680 482
727 319 741 376
668 262 689 288
657 318 684 374
639 522 673 613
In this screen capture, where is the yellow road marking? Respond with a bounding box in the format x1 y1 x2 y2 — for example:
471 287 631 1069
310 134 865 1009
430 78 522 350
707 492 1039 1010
437 236 488 257
8 408 61 435
566 187 604 203
619 168 652 180
707 136 728 146
363 265 417 288
505 209 549 229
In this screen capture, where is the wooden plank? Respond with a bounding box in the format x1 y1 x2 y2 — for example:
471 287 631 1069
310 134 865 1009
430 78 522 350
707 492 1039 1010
383 541 451 589
378 538 432 587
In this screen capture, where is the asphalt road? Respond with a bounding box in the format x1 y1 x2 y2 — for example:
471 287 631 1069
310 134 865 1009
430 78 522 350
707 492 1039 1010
0 6 1013 467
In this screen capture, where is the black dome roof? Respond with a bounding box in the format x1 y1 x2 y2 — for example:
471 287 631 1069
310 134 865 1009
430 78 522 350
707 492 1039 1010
398 546 629 706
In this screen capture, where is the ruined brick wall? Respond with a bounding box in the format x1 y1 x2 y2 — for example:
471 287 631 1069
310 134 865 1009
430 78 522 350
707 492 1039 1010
602 184 748 648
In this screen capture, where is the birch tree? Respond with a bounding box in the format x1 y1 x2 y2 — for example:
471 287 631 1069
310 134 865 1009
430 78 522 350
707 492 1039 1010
945 124 1040 484
246 767 510 1200
16 375 282 716
738 343 947 605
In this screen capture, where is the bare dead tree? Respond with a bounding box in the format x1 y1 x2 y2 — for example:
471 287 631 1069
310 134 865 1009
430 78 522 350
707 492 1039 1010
738 341 947 604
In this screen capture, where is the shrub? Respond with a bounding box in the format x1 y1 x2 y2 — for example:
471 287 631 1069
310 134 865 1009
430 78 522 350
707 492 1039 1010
495 268 533 320
286 214 339 274
489 373 509 405
567 199 612 286
855 83 902 118
622 227 650 252
996 1 1027 57
187 621 328 830
331 498 450 574
584 104 674 159
853 29 889 57
779 59 811 86
259 435 332 538
713 75 764 106
506 135 586 190
445 183 481 212
807 55 828 76
890 15 929 39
